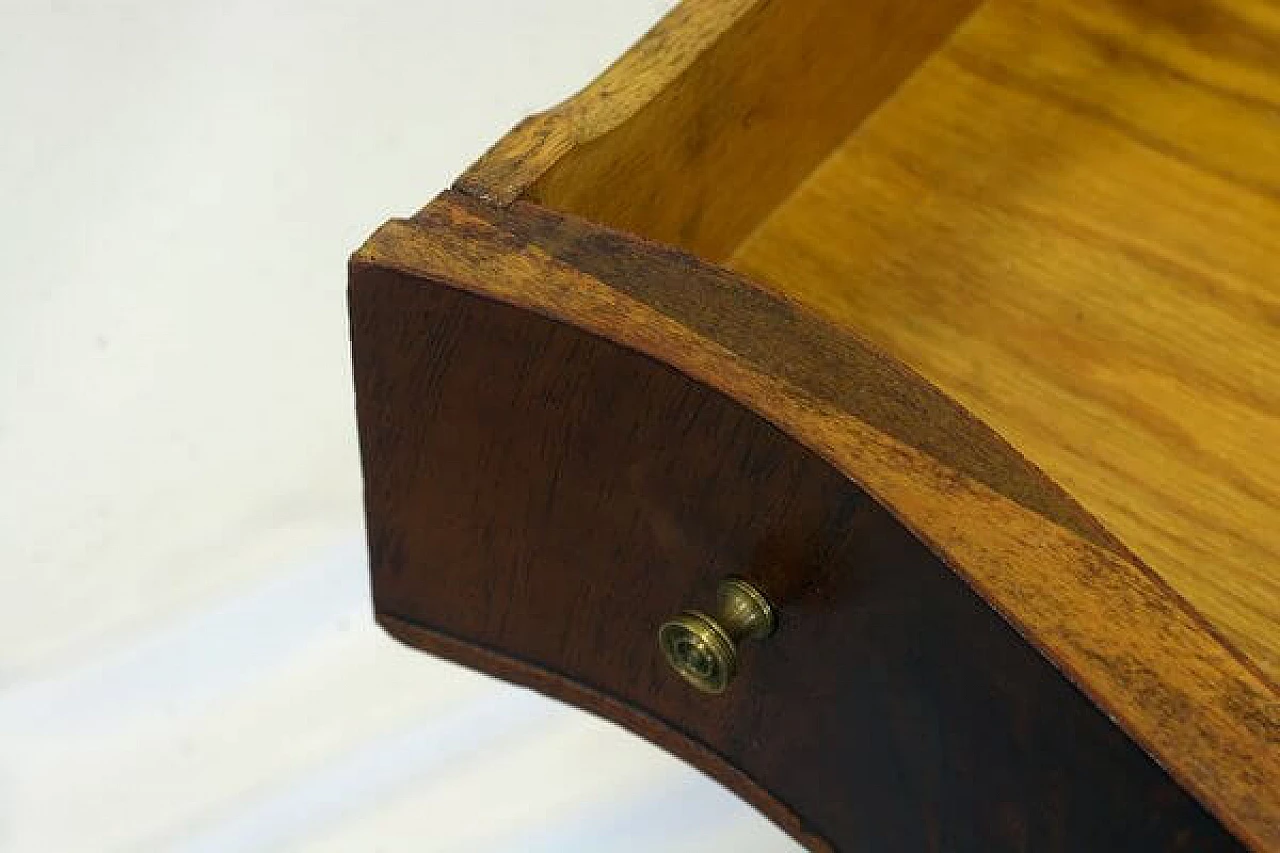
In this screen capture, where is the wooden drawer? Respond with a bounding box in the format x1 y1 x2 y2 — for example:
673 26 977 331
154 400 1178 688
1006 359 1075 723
349 0 1279 849
353 267 1241 851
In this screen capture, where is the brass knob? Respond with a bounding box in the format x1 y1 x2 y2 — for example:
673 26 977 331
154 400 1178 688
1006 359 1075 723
658 577 776 694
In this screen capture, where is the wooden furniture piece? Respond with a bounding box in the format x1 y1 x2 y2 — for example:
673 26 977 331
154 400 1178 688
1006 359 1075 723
349 0 1279 849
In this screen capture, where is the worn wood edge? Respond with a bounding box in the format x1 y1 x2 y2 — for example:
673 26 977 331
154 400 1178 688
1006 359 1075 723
412 191 1278 700
375 612 832 853
444 192 1133 559
351 204 1279 850
455 0 760 206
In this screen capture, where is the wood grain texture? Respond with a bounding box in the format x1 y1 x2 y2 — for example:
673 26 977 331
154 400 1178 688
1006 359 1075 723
459 0 981 261
730 0 1280 687
350 265 1244 851
442 193 1127 555
354 195 1279 850
458 0 757 205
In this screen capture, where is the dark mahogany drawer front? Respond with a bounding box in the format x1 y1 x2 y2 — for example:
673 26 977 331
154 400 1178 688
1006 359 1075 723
351 266 1240 852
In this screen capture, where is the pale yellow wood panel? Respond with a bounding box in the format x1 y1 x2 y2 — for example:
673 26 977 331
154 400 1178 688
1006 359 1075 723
731 0 1280 681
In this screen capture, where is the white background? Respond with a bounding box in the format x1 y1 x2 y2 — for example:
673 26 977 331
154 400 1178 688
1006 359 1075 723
0 1 799 849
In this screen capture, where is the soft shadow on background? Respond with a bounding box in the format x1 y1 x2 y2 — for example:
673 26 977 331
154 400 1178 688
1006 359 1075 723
0 1 798 849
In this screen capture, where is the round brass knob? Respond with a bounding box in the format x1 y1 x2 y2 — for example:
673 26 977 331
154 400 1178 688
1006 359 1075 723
658 577 776 694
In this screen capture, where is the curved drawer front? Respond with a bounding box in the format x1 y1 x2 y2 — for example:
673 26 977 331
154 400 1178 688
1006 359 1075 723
351 265 1241 852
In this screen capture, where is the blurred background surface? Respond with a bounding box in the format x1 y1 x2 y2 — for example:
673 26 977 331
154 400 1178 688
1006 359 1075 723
0 1 798 849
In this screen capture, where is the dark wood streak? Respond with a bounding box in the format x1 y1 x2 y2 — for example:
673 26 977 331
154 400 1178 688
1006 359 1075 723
947 49 1280 203
1106 0 1280 73
1045 8 1280 115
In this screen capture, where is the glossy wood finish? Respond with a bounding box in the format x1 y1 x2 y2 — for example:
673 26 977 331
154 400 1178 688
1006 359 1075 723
351 263 1245 851
355 196 1277 850
730 0 1280 689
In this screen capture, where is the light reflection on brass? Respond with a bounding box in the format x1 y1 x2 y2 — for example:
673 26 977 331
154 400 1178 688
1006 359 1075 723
658 577 775 694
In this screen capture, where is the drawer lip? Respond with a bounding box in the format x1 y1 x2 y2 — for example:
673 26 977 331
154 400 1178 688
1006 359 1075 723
456 0 761 207
376 611 830 853
352 197 1278 851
